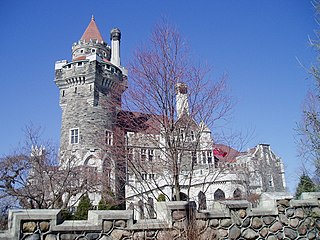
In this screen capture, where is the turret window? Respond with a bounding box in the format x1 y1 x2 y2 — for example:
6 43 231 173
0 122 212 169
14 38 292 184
70 128 79 144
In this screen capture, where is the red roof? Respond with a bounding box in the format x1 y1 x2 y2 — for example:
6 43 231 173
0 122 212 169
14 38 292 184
81 16 104 42
212 144 240 163
117 110 161 134
73 56 86 61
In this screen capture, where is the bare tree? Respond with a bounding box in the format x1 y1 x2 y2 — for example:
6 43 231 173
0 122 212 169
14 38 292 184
297 1 320 185
122 21 232 202
0 125 102 210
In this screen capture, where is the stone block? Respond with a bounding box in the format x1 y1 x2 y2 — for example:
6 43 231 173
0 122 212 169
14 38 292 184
208 219 219 228
289 218 299 228
300 192 320 200
290 200 319 207
229 225 241 239
285 208 294 217
223 200 249 209
24 233 40 240
251 217 263 229
262 216 275 225
39 221 50 232
22 222 37 233
60 233 78 240
260 227 269 238
295 208 304 219
114 220 126 228
220 218 232 228
44 234 57 240
111 229 131 239
172 210 186 220
86 233 100 240
270 221 283 232
284 227 298 239
241 229 258 239
279 214 289 226
103 221 113 232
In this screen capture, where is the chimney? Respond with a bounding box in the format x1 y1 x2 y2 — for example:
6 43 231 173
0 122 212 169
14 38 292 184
176 83 189 119
110 28 121 67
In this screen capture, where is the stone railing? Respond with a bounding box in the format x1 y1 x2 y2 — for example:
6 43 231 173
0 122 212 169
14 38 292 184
1 192 320 239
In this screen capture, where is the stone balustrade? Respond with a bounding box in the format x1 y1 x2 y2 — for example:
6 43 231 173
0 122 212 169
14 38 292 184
1 192 320 239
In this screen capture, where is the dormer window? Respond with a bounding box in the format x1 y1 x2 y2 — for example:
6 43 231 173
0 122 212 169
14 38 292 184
91 48 96 53
80 49 84 53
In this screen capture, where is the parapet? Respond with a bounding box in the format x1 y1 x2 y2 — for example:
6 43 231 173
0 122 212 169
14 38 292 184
1 192 320 239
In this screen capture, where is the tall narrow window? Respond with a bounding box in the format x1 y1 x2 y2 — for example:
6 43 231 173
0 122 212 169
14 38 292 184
128 148 133 161
269 175 273 187
207 151 212 164
141 149 146 161
192 151 197 165
180 128 185 140
148 149 154 161
106 130 113 146
202 152 206 164
190 130 195 141
70 128 79 144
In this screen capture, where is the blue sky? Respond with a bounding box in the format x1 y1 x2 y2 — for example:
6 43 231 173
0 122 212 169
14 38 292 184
0 1 316 193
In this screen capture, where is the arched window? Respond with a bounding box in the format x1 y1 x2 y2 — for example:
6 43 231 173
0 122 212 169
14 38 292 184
233 188 242 199
198 191 207 210
214 189 225 200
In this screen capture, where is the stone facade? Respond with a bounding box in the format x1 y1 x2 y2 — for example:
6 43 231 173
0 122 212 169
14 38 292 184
54 17 127 203
1 193 319 240
53 18 286 210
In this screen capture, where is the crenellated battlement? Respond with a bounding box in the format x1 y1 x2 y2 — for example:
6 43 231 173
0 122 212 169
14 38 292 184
55 57 126 90
72 39 111 62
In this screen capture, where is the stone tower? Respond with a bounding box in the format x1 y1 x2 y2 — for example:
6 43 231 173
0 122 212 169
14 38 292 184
54 17 127 199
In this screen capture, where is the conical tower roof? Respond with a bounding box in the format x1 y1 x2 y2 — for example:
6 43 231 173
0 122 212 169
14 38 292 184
81 16 104 42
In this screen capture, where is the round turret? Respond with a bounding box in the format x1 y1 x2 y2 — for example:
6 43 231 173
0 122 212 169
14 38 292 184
72 16 111 61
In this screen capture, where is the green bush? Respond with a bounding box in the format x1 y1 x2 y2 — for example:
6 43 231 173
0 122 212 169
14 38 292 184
157 193 166 202
74 194 93 220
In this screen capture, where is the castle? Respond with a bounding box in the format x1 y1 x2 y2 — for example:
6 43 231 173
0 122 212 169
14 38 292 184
54 17 286 212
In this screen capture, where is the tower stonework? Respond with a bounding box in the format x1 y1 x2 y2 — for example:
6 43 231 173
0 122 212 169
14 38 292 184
54 17 127 199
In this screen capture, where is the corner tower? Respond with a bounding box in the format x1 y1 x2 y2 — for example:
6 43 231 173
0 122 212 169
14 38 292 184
54 17 127 178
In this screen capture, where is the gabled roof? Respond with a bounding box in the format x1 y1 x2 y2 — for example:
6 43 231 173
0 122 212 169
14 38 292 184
81 16 104 42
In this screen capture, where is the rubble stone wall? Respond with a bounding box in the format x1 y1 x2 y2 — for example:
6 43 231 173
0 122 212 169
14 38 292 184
1 193 320 240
